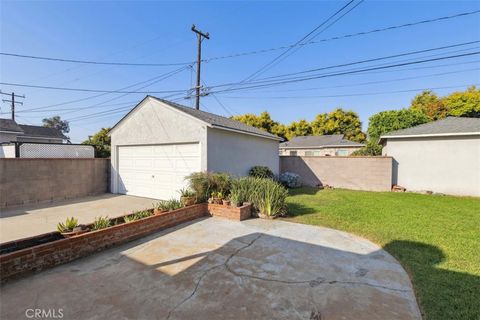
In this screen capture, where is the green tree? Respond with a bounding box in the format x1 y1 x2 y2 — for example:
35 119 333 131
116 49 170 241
231 111 286 139
367 109 429 140
42 116 70 137
285 119 312 140
410 90 448 120
351 140 383 156
443 85 480 118
311 108 366 142
82 128 111 158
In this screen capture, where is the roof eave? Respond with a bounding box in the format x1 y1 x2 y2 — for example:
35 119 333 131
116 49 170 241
380 131 480 143
211 125 282 141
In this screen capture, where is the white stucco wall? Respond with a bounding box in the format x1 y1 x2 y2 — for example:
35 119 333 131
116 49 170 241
207 127 280 176
0 145 15 158
109 98 208 193
0 132 18 143
382 135 480 196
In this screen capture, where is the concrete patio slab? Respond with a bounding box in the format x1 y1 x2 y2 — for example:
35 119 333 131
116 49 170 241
0 194 155 243
0 217 421 320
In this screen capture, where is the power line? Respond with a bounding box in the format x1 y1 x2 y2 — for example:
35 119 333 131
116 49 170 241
2 10 478 70
0 81 189 94
205 51 480 94
207 41 480 89
238 0 360 85
218 84 478 99
202 10 480 62
0 52 193 67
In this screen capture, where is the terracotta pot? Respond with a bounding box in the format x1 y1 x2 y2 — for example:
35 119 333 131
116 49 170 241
60 228 89 238
213 197 222 205
181 196 196 207
153 208 168 215
222 199 231 206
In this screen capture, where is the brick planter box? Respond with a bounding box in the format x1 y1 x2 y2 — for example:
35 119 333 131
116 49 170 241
207 203 252 221
0 204 208 283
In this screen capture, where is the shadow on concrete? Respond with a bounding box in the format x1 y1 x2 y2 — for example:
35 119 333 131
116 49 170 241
383 240 480 320
0 218 421 320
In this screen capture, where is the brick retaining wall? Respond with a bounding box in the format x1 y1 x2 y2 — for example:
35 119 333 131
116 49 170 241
0 158 110 208
208 203 252 221
280 156 393 192
0 204 208 283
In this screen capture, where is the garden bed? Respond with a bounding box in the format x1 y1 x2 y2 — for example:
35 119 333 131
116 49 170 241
0 204 208 283
207 203 252 221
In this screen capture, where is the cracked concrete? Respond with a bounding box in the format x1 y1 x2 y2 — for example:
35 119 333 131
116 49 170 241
0 217 421 320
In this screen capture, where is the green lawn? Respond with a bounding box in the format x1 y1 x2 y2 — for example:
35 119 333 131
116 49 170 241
285 188 480 320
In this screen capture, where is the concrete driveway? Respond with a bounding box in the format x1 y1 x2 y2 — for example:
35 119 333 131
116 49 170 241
0 194 155 243
0 217 421 320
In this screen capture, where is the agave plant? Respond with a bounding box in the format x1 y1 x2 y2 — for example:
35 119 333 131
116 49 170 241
91 216 111 230
57 217 79 233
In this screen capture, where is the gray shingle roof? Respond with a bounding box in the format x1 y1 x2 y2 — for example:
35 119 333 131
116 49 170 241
0 118 23 133
151 97 281 140
19 124 67 139
279 134 364 148
381 117 480 139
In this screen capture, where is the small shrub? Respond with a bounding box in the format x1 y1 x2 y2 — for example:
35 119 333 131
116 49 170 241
57 217 78 233
279 172 302 188
124 210 153 222
92 216 111 230
186 172 231 203
154 200 169 212
254 179 288 217
249 166 274 179
178 187 196 198
165 199 182 211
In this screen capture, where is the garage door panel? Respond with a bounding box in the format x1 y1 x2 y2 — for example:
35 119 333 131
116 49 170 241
117 143 200 200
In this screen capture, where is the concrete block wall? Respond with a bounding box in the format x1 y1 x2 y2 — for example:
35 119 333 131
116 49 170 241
280 156 393 192
0 159 110 208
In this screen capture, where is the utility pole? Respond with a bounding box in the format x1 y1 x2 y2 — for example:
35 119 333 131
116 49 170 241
191 24 209 110
1 91 25 121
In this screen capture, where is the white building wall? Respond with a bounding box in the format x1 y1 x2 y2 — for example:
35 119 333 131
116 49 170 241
207 127 280 176
109 98 208 193
382 135 480 196
0 145 15 158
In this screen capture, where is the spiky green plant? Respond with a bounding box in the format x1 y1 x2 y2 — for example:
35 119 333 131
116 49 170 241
92 216 111 230
57 217 79 233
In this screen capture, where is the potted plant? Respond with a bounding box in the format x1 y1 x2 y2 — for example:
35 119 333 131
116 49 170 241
153 200 168 215
57 217 88 238
179 188 196 207
222 198 230 206
229 192 242 208
215 192 223 204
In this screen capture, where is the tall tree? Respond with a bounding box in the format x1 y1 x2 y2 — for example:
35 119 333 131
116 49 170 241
285 119 312 140
444 85 480 118
311 108 366 142
42 116 70 136
410 90 448 120
231 111 286 139
367 109 429 140
82 128 111 158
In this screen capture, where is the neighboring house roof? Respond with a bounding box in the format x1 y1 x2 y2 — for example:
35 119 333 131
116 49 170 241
0 118 23 133
379 117 480 143
0 118 66 139
279 134 364 148
19 124 67 139
109 96 282 141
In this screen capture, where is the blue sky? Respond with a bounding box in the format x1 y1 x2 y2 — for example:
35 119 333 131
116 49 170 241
1 0 479 142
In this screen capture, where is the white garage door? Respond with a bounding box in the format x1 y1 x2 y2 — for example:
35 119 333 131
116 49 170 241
117 143 200 200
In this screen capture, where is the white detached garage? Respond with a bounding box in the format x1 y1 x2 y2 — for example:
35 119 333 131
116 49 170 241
108 96 281 200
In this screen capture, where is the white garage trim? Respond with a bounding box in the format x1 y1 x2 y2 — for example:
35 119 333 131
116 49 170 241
115 142 201 200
